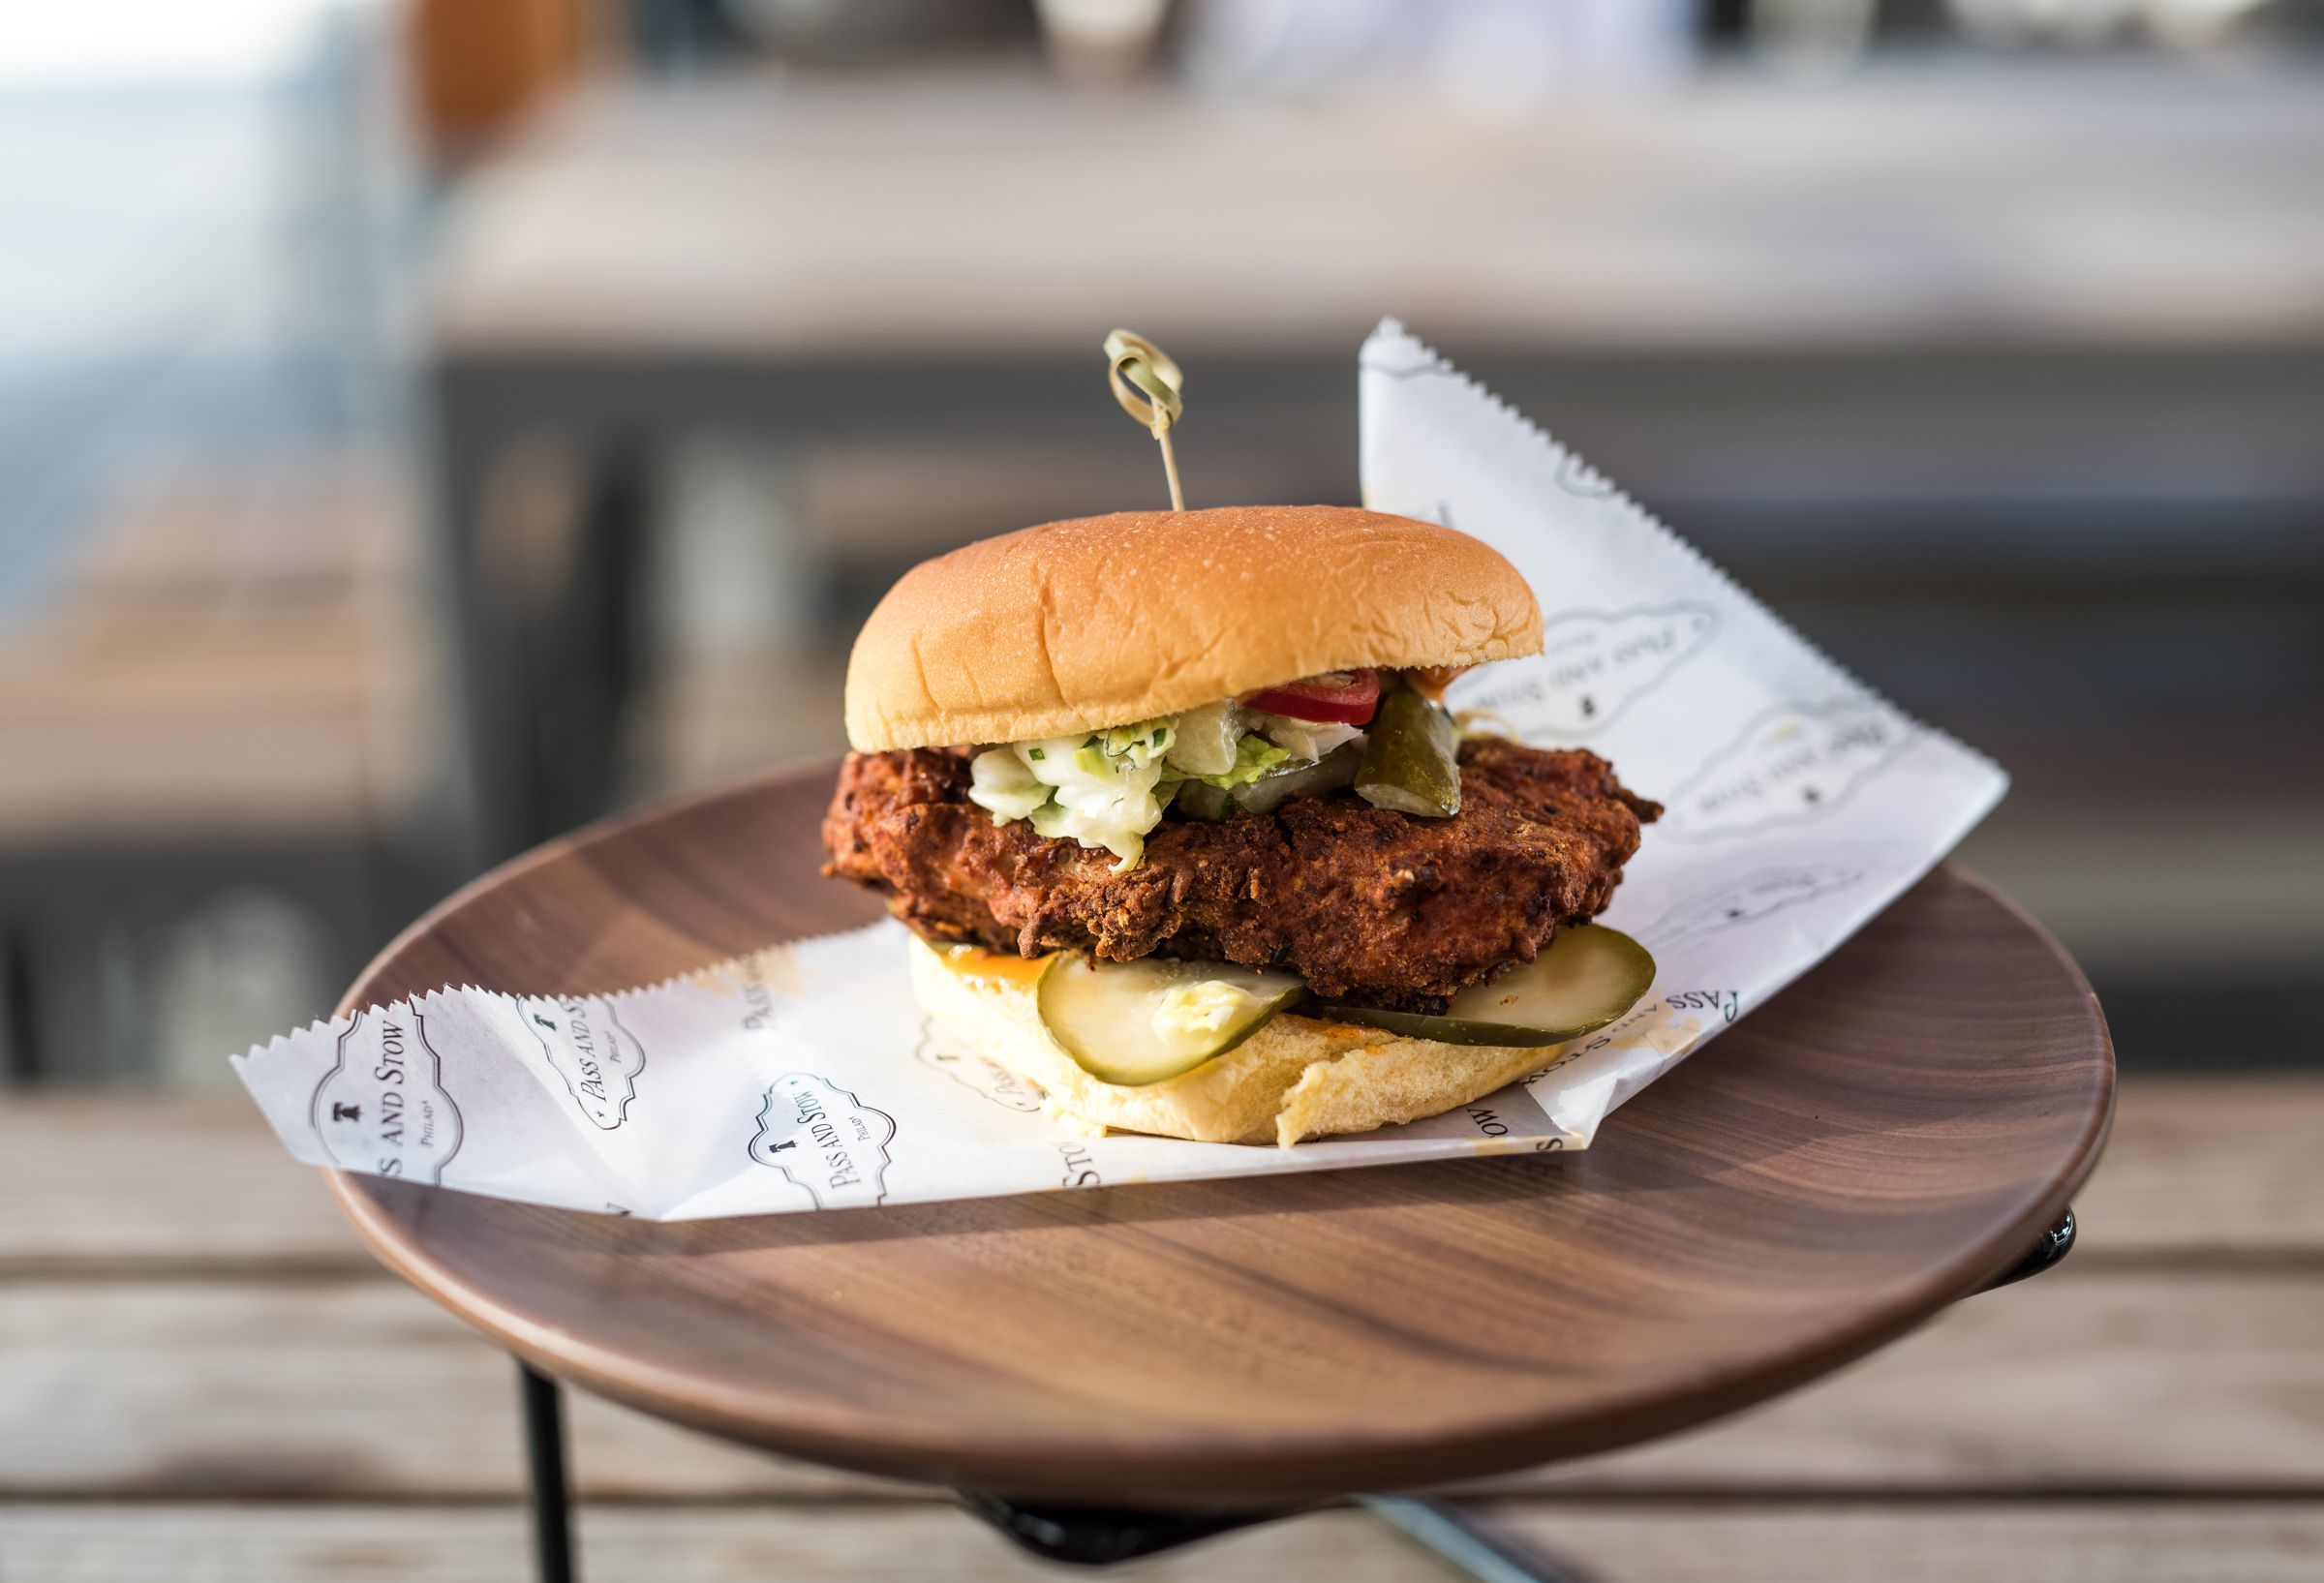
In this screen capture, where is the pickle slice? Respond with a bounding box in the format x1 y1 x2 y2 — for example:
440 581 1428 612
1037 955 1307 1085
1171 779 1234 821
1356 687 1461 817
1169 742 1362 822
1312 926 1655 1048
1232 741 1362 814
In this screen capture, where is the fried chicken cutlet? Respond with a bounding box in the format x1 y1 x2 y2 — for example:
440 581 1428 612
823 735 1660 1011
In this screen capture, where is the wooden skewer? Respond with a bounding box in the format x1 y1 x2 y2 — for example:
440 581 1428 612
1104 328 1186 511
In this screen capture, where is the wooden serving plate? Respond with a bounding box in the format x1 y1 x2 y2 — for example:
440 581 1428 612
331 761 2112 1506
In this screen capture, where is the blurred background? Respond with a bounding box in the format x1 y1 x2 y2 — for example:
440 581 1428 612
1 0 2317 1086
5 6 2322 1580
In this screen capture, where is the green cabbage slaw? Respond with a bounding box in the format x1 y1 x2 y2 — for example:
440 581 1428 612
965 699 1363 869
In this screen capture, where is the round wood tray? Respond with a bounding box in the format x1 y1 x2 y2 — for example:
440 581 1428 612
331 761 2112 1506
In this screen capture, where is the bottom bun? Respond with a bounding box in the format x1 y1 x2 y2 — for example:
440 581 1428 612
906 934 1558 1147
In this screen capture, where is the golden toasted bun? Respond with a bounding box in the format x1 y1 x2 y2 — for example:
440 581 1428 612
846 505 1543 751
906 935 1555 1147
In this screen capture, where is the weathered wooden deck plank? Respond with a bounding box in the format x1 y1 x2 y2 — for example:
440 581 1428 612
5 1078 2320 1269
6 1084 2315 1576
0 1094 356 1270
2072 1076 2324 1257
3 1501 2319 1583
6 1266 2319 1500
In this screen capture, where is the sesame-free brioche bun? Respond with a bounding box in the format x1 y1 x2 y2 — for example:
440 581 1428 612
907 935 1557 1148
845 505 1542 752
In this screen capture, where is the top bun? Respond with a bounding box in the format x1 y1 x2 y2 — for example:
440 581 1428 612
845 505 1543 751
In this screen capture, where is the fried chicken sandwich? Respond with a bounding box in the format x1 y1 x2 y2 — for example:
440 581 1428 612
823 505 1660 1145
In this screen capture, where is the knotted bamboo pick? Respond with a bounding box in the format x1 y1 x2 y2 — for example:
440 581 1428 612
1103 328 1186 511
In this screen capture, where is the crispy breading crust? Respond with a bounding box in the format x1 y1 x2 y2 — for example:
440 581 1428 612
821 738 1659 1011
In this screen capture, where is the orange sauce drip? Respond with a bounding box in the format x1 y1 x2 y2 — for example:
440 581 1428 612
938 945 1054 989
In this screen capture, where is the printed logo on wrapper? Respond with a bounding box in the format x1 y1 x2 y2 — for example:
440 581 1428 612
1555 452 1617 500
1663 698 1913 841
308 1008 464 1184
1662 988 1742 1024
916 1022 1043 1112
1459 603 1719 737
521 996 647 1130
1460 1102 1563 1148
749 1072 898 1208
1055 1139 1102 1188
1640 866 1866 951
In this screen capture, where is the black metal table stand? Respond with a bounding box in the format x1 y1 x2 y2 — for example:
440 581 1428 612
514 1210 2076 1583
520 1362 577 1583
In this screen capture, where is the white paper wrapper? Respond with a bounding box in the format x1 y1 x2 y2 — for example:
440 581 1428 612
231 321 2004 1220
